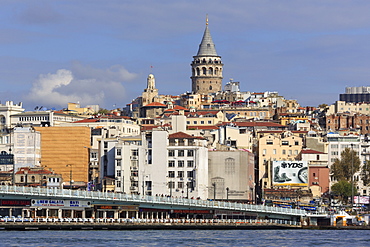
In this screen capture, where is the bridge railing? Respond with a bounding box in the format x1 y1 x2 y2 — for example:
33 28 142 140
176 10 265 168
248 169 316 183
0 185 306 216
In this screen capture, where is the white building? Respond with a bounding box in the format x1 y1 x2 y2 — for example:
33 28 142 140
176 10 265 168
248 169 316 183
113 130 209 199
327 133 370 196
13 127 41 170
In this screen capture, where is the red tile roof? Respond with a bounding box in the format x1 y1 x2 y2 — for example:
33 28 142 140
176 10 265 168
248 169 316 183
301 149 325 154
187 125 218 130
168 131 204 139
143 102 166 107
224 122 285 127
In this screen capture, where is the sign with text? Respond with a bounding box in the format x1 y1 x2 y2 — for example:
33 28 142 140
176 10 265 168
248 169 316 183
354 196 369 204
31 199 91 208
272 161 308 186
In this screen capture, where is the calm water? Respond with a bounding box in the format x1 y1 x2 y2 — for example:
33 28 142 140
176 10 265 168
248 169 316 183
0 229 369 247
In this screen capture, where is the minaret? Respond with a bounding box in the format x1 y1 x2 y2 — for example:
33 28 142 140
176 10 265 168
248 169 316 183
141 74 158 105
191 16 223 94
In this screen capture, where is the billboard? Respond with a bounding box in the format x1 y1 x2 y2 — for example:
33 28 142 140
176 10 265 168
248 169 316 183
31 199 92 208
272 161 308 186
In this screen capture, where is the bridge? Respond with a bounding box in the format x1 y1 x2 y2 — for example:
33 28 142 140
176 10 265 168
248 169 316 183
0 185 306 221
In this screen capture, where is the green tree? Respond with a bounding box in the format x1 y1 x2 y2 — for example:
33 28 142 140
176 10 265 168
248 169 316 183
361 160 370 186
331 180 357 204
318 103 328 108
331 148 360 182
98 108 110 115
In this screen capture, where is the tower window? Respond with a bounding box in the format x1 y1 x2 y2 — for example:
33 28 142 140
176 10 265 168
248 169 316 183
209 86 212 90
202 67 207 75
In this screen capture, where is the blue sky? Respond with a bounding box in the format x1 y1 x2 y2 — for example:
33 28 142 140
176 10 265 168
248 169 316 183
2 0 370 110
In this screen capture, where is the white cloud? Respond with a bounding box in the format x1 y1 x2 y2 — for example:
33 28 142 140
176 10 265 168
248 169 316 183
25 63 137 109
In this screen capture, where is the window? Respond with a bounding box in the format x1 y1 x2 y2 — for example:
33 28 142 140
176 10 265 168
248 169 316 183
168 171 175 178
168 160 175 167
273 149 276 155
282 150 286 155
131 149 138 156
168 181 175 189
266 140 273 145
262 149 266 155
187 150 194 157
178 160 184 167
116 181 121 187
178 171 184 178
187 160 194 167
116 160 121 166
225 158 235 174
116 149 121 156
168 150 175 157
117 170 121 177
282 141 289 146
187 171 194 178
104 142 108 148
178 150 185 157
178 182 184 189
295 141 299 145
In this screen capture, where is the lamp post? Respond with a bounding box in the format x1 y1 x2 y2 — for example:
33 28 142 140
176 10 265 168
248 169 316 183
66 164 73 189
351 144 354 209
226 187 229 201
212 182 216 200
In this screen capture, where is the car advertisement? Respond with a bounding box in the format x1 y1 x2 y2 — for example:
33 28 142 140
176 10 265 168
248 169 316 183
272 161 308 186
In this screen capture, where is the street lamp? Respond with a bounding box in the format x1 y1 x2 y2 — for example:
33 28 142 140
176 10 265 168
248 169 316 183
66 164 73 189
351 144 354 209
212 182 216 200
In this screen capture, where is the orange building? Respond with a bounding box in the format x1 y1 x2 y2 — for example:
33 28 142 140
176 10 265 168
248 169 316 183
34 127 91 187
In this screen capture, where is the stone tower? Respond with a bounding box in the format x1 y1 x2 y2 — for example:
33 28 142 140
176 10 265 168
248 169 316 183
191 17 223 94
141 74 158 106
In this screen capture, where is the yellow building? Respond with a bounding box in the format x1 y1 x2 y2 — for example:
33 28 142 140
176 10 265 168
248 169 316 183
257 130 306 189
34 127 91 187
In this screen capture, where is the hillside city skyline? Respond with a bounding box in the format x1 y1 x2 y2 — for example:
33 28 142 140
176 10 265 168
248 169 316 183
2 2 370 110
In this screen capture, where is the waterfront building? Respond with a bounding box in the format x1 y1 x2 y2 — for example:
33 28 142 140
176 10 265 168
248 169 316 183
208 149 255 202
34 127 91 188
14 167 63 188
327 132 370 196
112 130 209 199
13 127 41 169
256 130 306 191
300 149 329 198
10 110 85 127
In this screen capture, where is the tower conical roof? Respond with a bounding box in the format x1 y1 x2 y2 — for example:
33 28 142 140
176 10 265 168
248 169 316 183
196 22 218 56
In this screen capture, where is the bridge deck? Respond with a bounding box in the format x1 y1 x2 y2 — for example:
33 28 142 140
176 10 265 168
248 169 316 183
0 185 306 217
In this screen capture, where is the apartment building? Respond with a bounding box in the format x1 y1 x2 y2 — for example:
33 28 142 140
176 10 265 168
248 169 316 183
208 149 255 201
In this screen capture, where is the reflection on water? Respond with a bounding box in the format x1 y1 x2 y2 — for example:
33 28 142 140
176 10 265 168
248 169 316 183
1 229 369 247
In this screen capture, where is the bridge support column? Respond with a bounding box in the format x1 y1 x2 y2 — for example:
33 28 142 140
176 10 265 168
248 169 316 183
82 210 86 219
58 209 62 218
9 208 12 217
103 211 107 219
71 210 74 219
126 211 128 219
161 212 163 219
151 212 154 219
136 211 138 219
46 209 49 218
